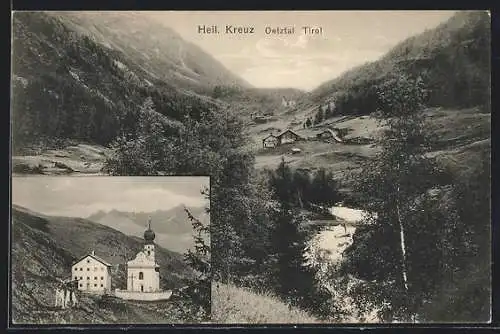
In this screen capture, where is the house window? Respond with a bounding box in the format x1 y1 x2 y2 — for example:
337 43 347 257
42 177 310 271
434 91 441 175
139 272 144 280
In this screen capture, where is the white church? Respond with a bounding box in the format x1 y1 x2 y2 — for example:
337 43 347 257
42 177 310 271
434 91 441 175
115 217 172 301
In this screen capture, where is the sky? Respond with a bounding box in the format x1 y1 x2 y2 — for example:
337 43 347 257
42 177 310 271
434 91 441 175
147 10 457 91
12 176 209 218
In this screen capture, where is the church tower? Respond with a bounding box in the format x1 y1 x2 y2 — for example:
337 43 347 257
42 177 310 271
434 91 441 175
144 217 155 260
126 216 160 293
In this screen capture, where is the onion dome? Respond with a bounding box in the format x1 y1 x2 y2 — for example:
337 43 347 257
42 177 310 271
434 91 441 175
144 217 155 244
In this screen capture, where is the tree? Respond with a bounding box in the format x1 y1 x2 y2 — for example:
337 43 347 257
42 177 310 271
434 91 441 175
305 118 312 128
341 73 464 322
266 159 333 318
314 109 324 125
310 169 341 207
181 187 211 321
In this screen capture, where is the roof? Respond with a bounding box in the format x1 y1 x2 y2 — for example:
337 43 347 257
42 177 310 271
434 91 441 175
277 129 302 138
72 253 112 267
319 128 343 142
262 134 278 142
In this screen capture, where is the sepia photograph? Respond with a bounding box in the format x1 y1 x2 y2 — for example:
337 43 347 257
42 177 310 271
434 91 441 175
10 10 491 325
10 176 210 324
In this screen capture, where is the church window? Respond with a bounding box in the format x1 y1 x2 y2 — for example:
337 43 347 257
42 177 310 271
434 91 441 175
94 284 97 287
147 251 151 256
87 277 90 280
94 277 97 280
74 267 78 271
139 272 144 280
87 260 90 263
80 276 83 279
101 276 104 280
140 285 144 292
79 284 82 287
87 268 89 271
101 284 103 287
73 276 77 280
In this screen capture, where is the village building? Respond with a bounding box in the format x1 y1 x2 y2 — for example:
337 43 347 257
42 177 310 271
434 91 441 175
277 129 302 145
262 134 279 148
281 97 297 108
71 250 112 294
126 217 160 293
317 128 343 143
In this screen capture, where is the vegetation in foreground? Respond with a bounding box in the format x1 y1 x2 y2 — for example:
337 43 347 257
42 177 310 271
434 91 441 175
211 283 318 324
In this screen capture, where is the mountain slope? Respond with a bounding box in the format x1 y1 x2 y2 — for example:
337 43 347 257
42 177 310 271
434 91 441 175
11 11 216 151
11 205 196 324
310 11 490 114
51 11 251 94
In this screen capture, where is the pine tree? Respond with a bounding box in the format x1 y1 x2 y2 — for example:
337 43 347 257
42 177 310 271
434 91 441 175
181 188 211 322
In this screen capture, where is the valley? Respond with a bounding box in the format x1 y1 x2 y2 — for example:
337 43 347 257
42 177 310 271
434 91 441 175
10 10 491 324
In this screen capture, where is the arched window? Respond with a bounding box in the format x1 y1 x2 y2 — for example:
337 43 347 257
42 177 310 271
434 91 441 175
139 272 144 280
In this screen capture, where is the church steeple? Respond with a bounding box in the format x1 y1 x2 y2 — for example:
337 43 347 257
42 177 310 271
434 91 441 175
143 216 156 245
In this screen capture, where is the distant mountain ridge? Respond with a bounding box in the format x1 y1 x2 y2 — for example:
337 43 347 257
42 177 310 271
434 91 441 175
87 204 207 235
86 205 208 253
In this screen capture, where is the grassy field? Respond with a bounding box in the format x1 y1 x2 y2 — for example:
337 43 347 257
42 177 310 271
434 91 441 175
211 283 320 324
12 143 112 176
251 107 490 188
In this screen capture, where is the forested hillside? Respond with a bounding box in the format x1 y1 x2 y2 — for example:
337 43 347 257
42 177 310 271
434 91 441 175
310 11 490 117
11 12 217 151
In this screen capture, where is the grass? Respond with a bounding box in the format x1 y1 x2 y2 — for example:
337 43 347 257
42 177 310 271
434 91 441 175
211 283 320 324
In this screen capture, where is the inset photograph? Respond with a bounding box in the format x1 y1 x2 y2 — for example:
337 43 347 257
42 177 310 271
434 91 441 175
10 176 210 325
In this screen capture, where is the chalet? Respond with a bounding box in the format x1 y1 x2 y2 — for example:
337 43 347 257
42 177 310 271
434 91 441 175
317 128 343 143
262 134 279 148
71 250 112 294
277 129 302 145
281 97 297 108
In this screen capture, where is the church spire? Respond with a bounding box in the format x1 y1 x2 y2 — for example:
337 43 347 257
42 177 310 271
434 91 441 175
144 216 156 244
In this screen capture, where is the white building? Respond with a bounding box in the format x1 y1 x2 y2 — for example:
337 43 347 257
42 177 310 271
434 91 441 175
282 97 297 108
71 250 112 294
125 218 160 293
